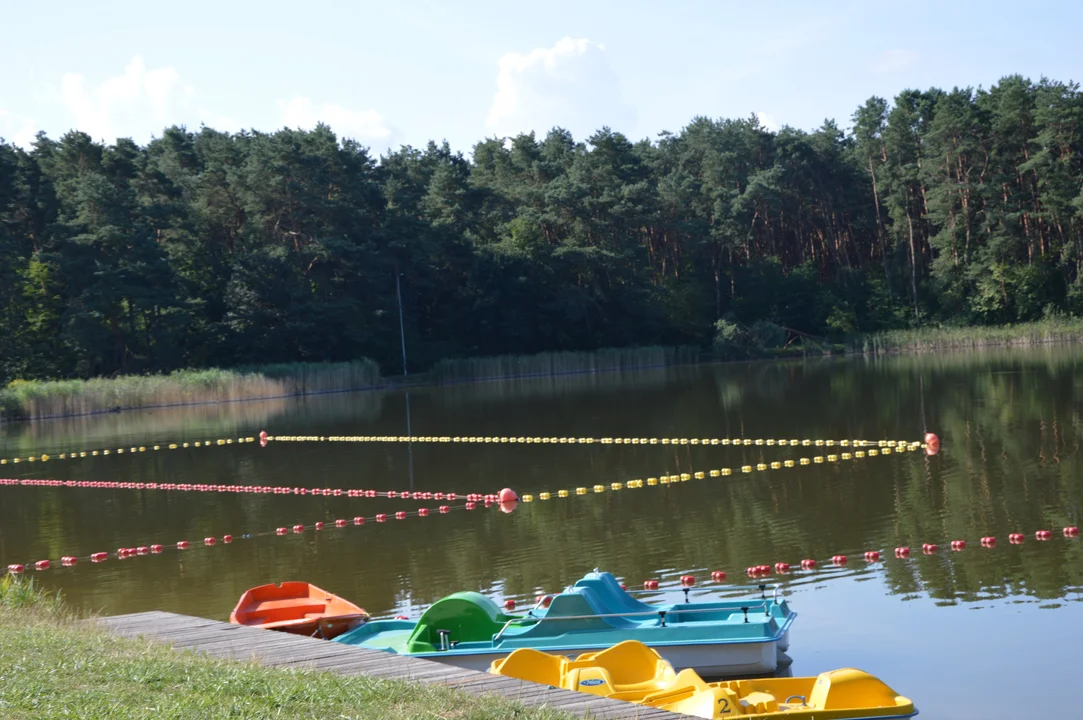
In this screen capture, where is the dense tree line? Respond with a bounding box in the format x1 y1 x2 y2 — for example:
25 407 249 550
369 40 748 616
2 74 1083 383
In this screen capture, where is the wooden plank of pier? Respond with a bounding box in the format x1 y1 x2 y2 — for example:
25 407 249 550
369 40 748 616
91 611 692 719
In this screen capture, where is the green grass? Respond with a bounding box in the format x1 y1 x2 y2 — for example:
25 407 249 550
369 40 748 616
0 577 569 720
853 317 1083 354
429 346 701 382
0 360 381 422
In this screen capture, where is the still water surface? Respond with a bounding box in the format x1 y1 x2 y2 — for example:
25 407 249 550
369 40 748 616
3 349 1083 719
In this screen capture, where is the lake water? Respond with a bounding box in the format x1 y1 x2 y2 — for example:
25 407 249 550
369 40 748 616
3 348 1083 720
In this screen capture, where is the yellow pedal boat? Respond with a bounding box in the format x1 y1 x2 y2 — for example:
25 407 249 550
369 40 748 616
490 640 916 719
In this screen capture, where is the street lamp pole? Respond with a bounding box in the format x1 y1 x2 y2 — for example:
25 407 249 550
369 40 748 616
395 267 408 377
395 266 414 489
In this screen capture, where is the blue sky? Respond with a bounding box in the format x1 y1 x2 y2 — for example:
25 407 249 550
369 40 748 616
2 0 1081 157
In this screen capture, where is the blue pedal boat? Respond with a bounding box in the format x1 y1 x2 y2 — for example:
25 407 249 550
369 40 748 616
334 570 796 676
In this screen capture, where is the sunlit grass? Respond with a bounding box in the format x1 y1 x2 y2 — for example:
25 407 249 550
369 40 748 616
0 360 381 421
0 577 569 720
854 317 1083 354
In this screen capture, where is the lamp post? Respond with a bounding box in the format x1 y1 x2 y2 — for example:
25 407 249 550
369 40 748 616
395 267 408 377
395 267 414 490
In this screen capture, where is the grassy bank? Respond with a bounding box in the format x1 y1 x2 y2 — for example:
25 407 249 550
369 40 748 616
0 577 567 720
429 345 701 383
853 317 1083 354
0 360 381 422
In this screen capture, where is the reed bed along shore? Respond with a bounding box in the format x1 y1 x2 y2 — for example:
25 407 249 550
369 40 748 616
852 318 1083 355
0 360 381 422
0 577 567 720
428 345 701 383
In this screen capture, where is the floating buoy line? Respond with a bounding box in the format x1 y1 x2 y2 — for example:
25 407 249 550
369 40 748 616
520 443 919 501
2 498 511 576
0 432 933 467
262 433 929 449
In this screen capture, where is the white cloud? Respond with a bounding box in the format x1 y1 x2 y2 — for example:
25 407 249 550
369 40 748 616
872 49 919 74
485 37 635 141
0 109 38 148
59 56 199 143
755 111 780 132
276 97 393 143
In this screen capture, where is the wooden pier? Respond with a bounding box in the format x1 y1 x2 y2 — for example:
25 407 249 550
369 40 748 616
94 611 690 719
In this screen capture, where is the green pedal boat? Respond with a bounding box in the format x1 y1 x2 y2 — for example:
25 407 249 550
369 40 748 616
334 570 796 676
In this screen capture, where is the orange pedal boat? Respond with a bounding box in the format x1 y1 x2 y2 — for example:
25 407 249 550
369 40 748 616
229 582 369 639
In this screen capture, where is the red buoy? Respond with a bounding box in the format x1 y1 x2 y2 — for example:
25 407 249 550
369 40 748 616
1065 527 1080 537
447 493 457 501
395 511 407 520
90 552 108 562
292 524 304 533
499 500 518 514
895 547 910 558
774 562 791 573
136 546 149 555
439 505 450 513
376 514 387 522
504 599 516 610
680 574 695 586
499 488 518 503
950 540 966 551
1009 533 1024 544
711 570 727 581
832 555 848 565
801 558 818 569
353 516 365 525
434 492 445 500
981 536 996 547
395 615 409 620
259 430 268 440
62 556 78 566
643 579 659 590
222 535 233 543
177 540 190 549
276 527 287 535
864 551 881 562
34 560 50 570
7 564 24 574
922 543 938 553
335 519 348 527
1036 529 1052 541
150 545 163 553
465 502 477 510
536 594 553 608
925 432 940 447
204 537 216 545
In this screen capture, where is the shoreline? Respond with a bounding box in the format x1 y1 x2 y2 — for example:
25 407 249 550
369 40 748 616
6 322 1083 425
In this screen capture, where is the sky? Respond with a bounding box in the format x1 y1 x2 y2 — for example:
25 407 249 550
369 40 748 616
2 0 1082 158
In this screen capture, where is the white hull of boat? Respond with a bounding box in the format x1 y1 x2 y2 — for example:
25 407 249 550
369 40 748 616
414 639 787 677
